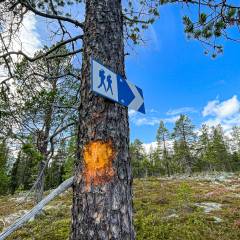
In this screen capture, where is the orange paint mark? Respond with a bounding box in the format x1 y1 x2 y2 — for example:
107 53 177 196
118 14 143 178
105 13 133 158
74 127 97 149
83 140 115 189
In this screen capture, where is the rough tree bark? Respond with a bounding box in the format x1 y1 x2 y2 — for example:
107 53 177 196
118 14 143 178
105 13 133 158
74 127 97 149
71 0 135 239
35 79 56 203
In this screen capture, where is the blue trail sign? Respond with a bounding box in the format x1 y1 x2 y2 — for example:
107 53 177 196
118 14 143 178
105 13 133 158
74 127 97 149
91 58 145 114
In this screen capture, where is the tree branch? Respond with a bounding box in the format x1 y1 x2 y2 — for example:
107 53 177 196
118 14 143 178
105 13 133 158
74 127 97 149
0 35 83 62
19 0 84 29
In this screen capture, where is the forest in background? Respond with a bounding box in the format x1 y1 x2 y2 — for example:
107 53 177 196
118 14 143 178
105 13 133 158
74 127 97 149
1 114 240 196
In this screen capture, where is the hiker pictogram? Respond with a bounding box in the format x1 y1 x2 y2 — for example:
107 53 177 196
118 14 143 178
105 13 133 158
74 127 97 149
98 69 113 95
106 75 113 95
98 69 107 92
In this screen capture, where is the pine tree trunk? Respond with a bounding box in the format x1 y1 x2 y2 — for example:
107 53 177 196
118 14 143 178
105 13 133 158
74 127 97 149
35 79 56 203
71 0 135 239
35 137 49 203
35 160 46 203
166 160 170 177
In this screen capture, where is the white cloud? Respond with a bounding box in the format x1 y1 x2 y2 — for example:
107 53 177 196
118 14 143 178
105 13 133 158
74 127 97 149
142 141 158 154
134 117 159 126
149 108 158 113
128 109 137 117
129 111 180 126
166 107 196 116
164 115 180 123
17 13 42 57
142 140 174 154
202 95 240 119
202 95 240 133
0 13 41 82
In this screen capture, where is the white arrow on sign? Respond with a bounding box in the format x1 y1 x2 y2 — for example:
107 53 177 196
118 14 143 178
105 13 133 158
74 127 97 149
127 82 144 112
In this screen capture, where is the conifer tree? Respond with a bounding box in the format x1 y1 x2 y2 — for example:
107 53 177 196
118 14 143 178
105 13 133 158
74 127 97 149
231 126 240 154
63 136 76 180
3 47 78 202
172 115 196 175
46 141 67 189
10 151 20 194
156 120 171 176
210 125 230 171
197 124 212 171
0 140 9 195
10 142 39 193
130 139 146 178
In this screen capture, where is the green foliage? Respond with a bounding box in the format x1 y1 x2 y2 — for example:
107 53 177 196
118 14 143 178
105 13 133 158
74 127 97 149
199 13 207 24
22 143 44 162
46 160 64 190
130 139 148 177
9 136 47 194
0 172 9 195
62 136 76 180
131 115 239 178
0 141 9 195
176 182 193 205
46 141 68 190
172 115 196 174
210 125 230 171
156 121 172 176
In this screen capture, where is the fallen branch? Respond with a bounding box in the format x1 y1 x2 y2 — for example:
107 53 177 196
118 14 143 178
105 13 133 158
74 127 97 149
0 177 74 240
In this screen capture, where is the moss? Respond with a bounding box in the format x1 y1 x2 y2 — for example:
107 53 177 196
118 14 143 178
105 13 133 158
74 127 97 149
3 177 240 239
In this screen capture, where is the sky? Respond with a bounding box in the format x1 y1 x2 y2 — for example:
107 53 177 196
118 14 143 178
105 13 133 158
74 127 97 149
5 3 240 148
125 4 240 145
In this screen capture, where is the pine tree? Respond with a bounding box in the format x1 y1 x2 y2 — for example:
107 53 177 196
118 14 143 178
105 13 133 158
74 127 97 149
130 139 146 178
63 136 76 180
231 126 240 154
197 124 212 171
156 121 171 176
172 115 196 175
0 141 9 195
229 126 240 171
210 125 230 171
10 152 20 194
46 141 67 189
10 143 39 193
5 48 79 202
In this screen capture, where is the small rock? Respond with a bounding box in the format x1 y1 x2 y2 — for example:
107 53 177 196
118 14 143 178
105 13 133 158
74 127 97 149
165 213 179 219
3 210 28 226
205 188 228 198
194 202 222 213
213 216 222 223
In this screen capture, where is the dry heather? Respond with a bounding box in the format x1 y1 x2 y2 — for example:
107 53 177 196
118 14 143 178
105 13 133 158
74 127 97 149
1 173 240 239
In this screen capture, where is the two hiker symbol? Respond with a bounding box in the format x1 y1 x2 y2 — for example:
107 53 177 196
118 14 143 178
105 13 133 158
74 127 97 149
98 69 113 95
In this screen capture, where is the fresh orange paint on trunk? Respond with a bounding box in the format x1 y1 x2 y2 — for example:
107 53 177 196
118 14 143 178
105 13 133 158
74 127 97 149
83 140 115 189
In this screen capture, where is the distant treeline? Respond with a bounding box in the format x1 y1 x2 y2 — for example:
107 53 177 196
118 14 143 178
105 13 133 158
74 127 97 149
0 114 240 195
0 137 75 196
130 115 240 178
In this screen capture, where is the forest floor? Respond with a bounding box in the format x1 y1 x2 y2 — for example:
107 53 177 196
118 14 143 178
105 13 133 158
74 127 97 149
1 172 240 239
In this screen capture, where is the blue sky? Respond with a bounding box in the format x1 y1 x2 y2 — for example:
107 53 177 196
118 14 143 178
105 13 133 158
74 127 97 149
126 4 240 143
10 4 240 146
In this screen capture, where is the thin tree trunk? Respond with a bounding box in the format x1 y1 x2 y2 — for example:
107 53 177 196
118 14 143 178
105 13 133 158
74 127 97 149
71 0 135 239
35 79 56 203
35 160 46 203
166 159 170 177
